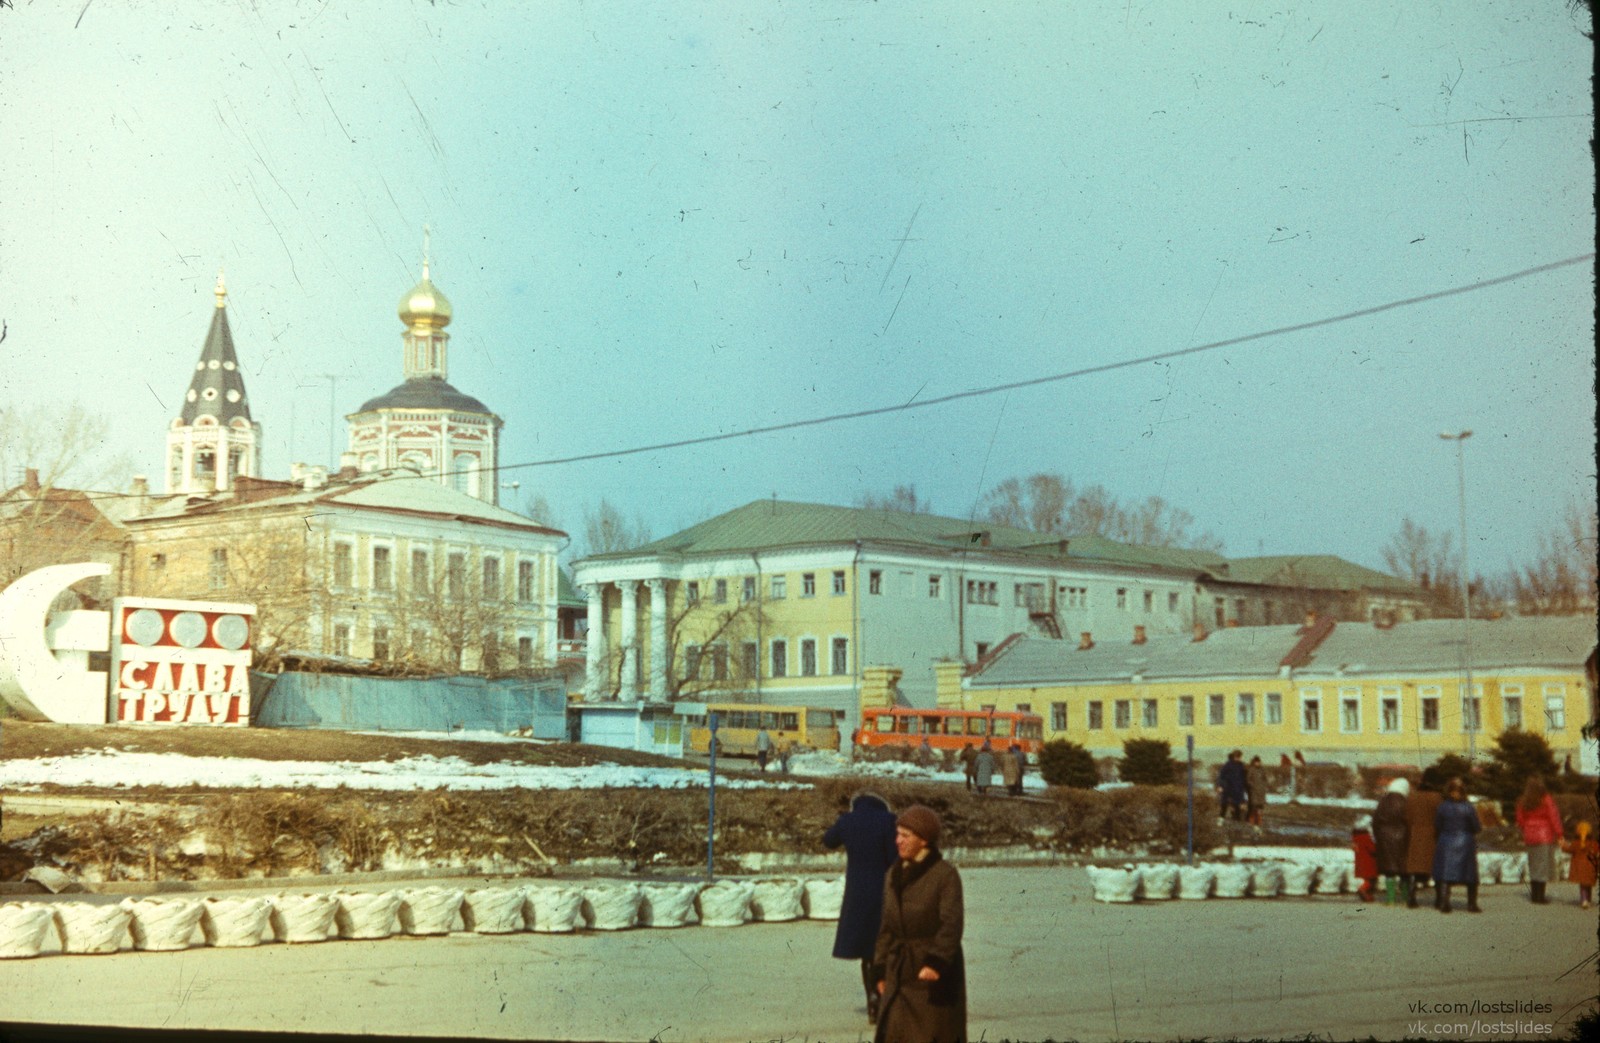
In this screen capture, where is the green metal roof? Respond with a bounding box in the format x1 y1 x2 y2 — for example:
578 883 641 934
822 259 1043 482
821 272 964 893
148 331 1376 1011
1214 554 1416 592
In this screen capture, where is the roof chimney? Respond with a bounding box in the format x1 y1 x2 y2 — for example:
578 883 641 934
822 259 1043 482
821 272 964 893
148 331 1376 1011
23 467 40 493
129 475 150 515
1078 631 1094 650
1133 624 1147 645
1192 622 1208 642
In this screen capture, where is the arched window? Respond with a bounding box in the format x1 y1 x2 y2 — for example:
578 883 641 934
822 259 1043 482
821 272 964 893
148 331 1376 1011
453 453 479 497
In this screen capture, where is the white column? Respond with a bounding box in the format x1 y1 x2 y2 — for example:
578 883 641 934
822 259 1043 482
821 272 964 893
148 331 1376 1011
215 425 231 491
646 579 668 701
618 580 640 701
584 583 605 701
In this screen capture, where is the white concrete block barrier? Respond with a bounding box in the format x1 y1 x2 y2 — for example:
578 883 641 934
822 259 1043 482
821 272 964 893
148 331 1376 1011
200 896 273 948
0 903 57 958
802 877 844 919
638 883 701 928
750 878 805 922
52 901 133 954
122 898 204 951
398 888 465 936
333 891 402 940
1085 865 1141 903
580 883 642 931
696 880 756 926
460 887 529 933
270 892 339 943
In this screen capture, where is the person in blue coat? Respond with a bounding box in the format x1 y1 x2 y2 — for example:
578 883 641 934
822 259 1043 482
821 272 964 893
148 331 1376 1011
824 791 900 1024
1432 777 1482 914
1215 749 1249 821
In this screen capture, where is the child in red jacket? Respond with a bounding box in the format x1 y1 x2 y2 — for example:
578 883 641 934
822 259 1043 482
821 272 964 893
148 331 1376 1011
1353 814 1378 902
1560 821 1598 910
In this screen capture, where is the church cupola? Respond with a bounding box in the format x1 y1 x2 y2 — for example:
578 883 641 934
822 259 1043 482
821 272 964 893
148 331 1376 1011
399 235 453 380
165 271 263 495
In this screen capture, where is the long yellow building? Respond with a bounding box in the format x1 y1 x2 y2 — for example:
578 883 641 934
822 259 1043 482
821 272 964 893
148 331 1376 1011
955 614 1597 770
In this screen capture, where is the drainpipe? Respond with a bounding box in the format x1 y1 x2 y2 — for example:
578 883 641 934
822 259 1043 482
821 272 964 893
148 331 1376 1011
851 540 862 732
750 551 763 700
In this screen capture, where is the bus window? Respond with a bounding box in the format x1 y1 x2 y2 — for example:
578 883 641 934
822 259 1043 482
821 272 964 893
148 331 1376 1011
875 715 895 733
777 712 799 731
992 718 1014 738
966 718 988 736
806 709 835 728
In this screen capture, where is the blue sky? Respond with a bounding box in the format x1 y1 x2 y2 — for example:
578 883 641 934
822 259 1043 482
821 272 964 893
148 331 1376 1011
1 1 1592 572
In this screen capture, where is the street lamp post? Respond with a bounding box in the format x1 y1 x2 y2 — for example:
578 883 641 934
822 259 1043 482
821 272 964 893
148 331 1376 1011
1440 430 1475 761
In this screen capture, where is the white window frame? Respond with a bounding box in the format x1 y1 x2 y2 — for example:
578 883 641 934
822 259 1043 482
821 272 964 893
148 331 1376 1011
1502 684 1524 730
769 575 787 600
1113 699 1132 729
1543 683 1567 730
1177 695 1194 727
411 548 431 596
869 570 883 595
799 637 818 677
829 636 849 676
1237 692 1256 726
1419 685 1442 733
1299 688 1323 733
1141 699 1159 728
481 555 502 600
769 638 788 678
831 570 846 596
1463 683 1483 733
1265 691 1283 725
1050 702 1068 731
332 541 355 589
371 543 394 593
801 572 816 598
1207 693 1225 726
1378 686 1402 733
742 576 757 602
1339 686 1362 734
714 579 728 604
331 621 352 657
1086 701 1104 730
517 560 535 603
928 574 942 599
1116 588 1127 610
1167 591 1180 613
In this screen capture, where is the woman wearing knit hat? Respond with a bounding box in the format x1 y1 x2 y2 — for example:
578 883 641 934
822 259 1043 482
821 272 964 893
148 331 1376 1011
871 804 967 1043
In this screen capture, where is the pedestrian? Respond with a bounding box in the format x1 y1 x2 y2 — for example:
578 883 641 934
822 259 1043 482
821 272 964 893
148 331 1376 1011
1373 777 1410 905
958 743 977 792
1352 814 1378 902
778 741 793 774
1433 777 1481 914
1403 770 1444 909
1245 755 1269 828
873 804 967 1043
1010 743 1027 797
823 791 900 1026
1514 776 1563 905
915 738 936 769
1559 821 1598 909
972 741 996 796
1000 742 1021 797
756 726 773 772
1215 750 1248 822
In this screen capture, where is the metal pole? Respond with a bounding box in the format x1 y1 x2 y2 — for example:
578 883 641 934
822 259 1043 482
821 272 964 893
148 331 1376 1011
1185 733 1195 866
1441 431 1476 761
707 711 719 882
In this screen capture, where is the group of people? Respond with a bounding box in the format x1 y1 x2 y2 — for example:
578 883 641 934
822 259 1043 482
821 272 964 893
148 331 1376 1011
957 740 1028 797
1353 771 1598 913
823 792 967 1043
1214 749 1270 826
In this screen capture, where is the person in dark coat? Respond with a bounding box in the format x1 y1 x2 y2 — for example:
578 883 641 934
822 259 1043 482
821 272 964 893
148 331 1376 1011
972 742 996 796
1372 777 1410 904
1403 772 1444 908
823 791 899 1024
873 804 966 1043
1245 755 1270 827
1432 777 1481 913
1215 750 1248 822
958 743 977 791
1007 743 1027 797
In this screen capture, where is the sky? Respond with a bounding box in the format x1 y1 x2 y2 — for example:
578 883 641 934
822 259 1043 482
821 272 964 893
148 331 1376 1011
1 1 1593 575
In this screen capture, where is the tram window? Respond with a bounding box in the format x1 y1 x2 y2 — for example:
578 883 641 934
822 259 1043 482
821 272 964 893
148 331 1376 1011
992 718 1013 738
966 718 988 736
875 716 895 733
922 717 941 734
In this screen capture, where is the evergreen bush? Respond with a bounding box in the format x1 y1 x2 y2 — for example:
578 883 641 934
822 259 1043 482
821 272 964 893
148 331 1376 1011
1038 739 1100 789
1118 738 1177 785
1482 729 1560 806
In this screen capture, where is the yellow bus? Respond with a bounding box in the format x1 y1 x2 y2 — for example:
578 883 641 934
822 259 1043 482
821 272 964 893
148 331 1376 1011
681 704 843 757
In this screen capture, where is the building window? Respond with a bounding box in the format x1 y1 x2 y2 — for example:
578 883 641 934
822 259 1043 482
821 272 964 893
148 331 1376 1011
1142 590 1153 613
1015 582 1045 610
1300 691 1322 732
518 561 534 603
802 573 816 597
1063 586 1087 608
965 580 998 605
1113 699 1131 729
831 571 846 596
929 575 942 599
770 575 787 599
1340 688 1361 733
1543 684 1567 729
410 629 428 658
151 552 166 570
831 637 848 675
518 636 534 669
1050 702 1068 731
1214 597 1226 628
1087 701 1104 729
1178 696 1194 727
741 641 759 678
1234 598 1247 624
445 552 466 599
208 547 228 589
974 642 990 660
800 638 817 676
1207 694 1225 726
1142 699 1159 728
742 576 756 602
711 644 729 681
1379 687 1401 732
482 557 501 599
1116 588 1127 609
770 639 787 678
713 578 728 604
686 581 700 604
372 625 390 661
1420 687 1441 732
1167 591 1179 612
1265 692 1283 725
332 623 351 657
869 570 883 595
684 644 702 680
333 542 354 588
1237 693 1256 726
372 546 393 592
411 549 430 595
1464 684 1482 733
1502 685 1523 730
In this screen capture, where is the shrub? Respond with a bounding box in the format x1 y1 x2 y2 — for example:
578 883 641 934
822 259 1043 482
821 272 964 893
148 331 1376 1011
1291 762 1355 799
1039 740 1099 789
1357 765 1420 799
1424 753 1476 791
1482 730 1560 807
1118 739 1176 785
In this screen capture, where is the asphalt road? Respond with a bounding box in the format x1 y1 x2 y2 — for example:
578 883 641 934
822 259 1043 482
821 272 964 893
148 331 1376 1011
0 865 1594 1041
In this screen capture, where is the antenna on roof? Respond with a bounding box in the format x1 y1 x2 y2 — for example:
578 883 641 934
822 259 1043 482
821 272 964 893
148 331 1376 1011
771 492 777 513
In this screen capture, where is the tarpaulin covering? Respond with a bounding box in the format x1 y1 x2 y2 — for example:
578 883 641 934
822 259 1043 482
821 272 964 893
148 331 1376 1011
250 670 568 738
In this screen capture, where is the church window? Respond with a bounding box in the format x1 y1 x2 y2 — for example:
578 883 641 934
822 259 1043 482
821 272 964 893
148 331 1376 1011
332 623 351 657
411 549 431 595
447 552 466 598
332 543 354 588
517 561 535 603
372 546 393 592
517 636 534 669
372 626 391 661
482 556 501 598
195 449 216 479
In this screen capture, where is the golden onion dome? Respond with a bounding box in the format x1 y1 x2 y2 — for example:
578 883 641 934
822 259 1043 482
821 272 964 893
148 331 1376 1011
398 263 453 329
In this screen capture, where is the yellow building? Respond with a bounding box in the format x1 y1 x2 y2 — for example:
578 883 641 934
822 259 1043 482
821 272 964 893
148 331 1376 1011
958 615 1597 770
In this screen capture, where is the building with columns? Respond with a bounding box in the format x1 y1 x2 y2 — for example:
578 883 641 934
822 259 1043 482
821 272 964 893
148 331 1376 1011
571 499 1426 735
164 272 262 495
346 249 504 504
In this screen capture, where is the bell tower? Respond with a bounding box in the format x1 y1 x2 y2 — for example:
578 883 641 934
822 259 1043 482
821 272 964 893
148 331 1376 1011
165 271 262 494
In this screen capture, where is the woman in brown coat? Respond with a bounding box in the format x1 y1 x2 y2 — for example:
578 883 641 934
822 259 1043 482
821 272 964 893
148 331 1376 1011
1403 775 1443 908
873 804 967 1043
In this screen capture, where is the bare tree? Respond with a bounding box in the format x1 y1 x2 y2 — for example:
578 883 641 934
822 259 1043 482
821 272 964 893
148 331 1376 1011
592 582 770 701
855 484 933 514
1510 497 1599 615
981 472 1223 550
582 498 652 556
